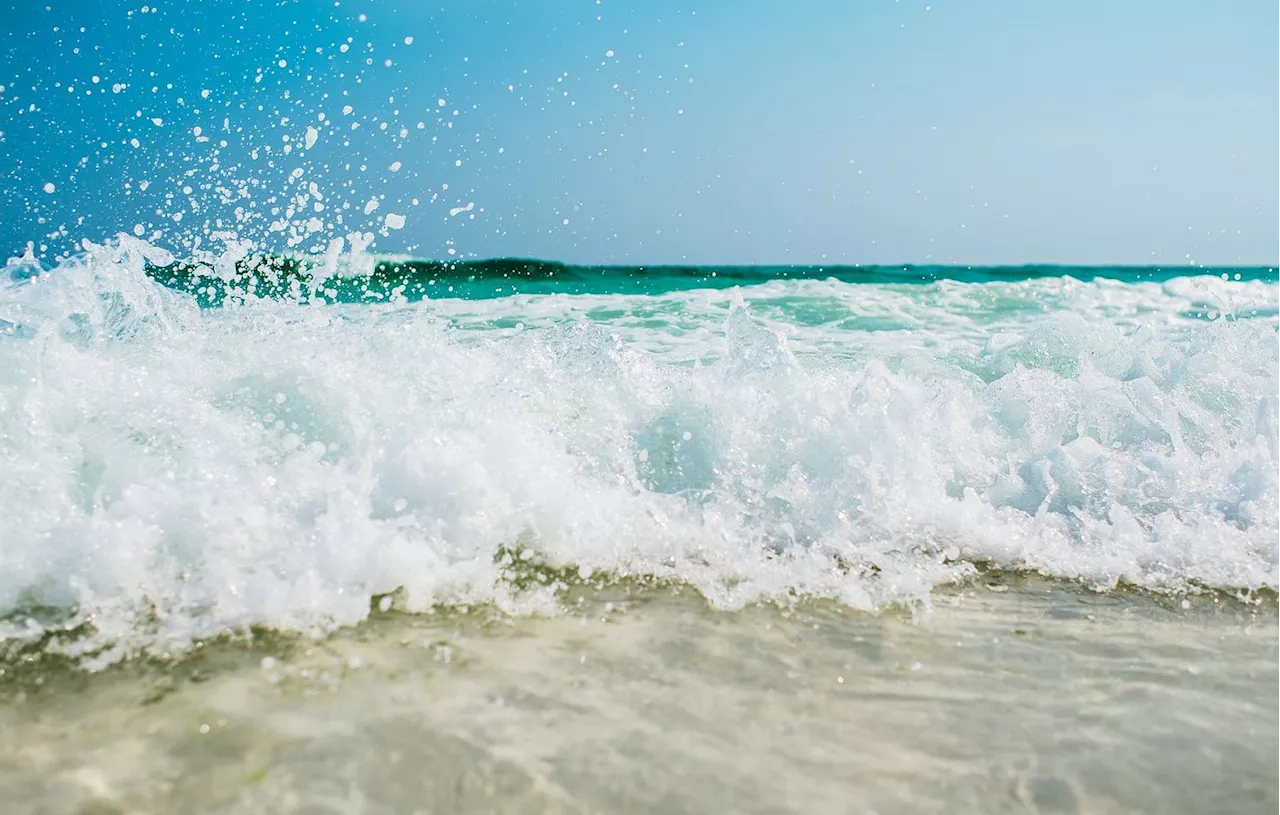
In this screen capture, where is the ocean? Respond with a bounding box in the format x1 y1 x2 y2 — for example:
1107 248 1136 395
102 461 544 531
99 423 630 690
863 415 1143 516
1 239 1276 813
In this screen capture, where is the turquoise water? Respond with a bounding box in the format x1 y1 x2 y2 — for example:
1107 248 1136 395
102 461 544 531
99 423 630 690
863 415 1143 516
141 254 1280 304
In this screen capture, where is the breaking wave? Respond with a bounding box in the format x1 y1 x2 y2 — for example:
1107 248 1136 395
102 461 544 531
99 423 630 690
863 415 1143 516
1 237 1276 667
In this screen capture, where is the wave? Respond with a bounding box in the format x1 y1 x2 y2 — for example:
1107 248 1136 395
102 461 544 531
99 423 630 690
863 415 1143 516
139 250 1279 304
1 237 1277 668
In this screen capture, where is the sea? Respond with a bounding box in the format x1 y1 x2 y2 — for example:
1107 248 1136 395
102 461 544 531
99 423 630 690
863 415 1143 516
0 239 1276 813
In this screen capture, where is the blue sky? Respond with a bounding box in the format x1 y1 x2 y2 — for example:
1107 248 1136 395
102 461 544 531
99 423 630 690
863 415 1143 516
1 0 1276 265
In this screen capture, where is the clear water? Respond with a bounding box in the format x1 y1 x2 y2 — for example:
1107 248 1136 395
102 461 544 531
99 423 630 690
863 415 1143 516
1 581 1275 814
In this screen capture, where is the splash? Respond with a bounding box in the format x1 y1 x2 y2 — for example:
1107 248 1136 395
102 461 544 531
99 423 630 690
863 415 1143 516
0 238 1276 668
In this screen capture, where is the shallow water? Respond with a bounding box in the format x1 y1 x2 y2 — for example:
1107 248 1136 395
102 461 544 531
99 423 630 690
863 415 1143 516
1 579 1275 814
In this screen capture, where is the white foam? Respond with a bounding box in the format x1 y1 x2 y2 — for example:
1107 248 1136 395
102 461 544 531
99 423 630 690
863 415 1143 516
0 240 1276 667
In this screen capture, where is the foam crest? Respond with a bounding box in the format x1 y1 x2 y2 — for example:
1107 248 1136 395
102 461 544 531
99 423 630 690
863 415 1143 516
0 242 1276 667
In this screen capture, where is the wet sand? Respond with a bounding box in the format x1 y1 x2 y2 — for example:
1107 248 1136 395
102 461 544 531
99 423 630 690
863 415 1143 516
1 578 1275 814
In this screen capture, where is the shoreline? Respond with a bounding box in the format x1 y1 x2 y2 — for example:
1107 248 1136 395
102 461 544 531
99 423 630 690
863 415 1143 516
2 577 1275 813
1 569 1273 685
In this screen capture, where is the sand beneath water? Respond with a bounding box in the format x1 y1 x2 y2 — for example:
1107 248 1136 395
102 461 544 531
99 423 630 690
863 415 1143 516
1 577 1275 814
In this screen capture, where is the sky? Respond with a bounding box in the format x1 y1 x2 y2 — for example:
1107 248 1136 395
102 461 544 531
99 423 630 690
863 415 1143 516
1 0 1276 265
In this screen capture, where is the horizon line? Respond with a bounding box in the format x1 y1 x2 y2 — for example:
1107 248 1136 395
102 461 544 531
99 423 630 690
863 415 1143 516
371 256 1279 271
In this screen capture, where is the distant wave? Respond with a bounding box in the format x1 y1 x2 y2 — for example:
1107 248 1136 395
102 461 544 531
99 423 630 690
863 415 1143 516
143 254 1280 304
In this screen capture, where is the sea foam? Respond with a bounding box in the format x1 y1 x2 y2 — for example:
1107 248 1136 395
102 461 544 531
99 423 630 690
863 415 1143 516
1 238 1276 667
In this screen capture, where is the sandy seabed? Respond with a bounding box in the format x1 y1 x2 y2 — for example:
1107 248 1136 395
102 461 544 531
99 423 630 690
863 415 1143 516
1 577 1275 815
